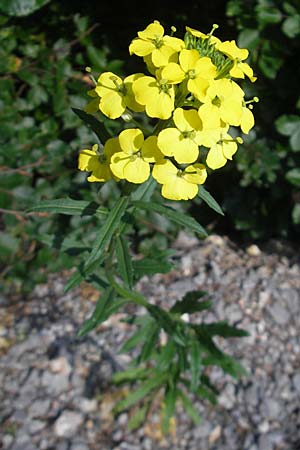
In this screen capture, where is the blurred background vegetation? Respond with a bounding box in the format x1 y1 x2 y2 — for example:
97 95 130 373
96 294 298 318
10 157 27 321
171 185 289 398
1 0 300 293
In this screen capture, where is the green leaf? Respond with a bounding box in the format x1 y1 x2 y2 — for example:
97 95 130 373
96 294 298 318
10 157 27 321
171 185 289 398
83 196 129 274
119 316 155 353
162 386 177 434
282 15 300 38
147 304 186 346
190 339 202 392
114 375 166 412
198 322 249 338
28 198 108 218
72 108 111 143
0 0 50 16
203 353 248 378
286 168 300 187
139 324 160 362
128 404 149 431
132 257 173 278
178 390 201 425
64 256 106 292
133 201 207 238
116 235 133 288
237 29 260 51
292 204 300 225
77 287 115 337
198 186 224 215
276 115 300 136
113 367 148 384
130 176 156 202
171 290 211 314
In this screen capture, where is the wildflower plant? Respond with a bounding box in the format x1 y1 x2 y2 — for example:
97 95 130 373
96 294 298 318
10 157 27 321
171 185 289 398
30 21 257 431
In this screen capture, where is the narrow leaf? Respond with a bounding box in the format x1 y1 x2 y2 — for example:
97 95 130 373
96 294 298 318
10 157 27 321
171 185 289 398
133 201 207 238
162 386 177 434
199 322 250 338
190 339 202 392
147 304 185 346
116 235 134 288
72 107 111 143
114 375 165 412
128 404 149 431
28 198 108 217
178 390 201 425
132 257 173 279
113 367 148 384
77 287 115 337
198 186 224 215
171 290 211 314
131 176 156 202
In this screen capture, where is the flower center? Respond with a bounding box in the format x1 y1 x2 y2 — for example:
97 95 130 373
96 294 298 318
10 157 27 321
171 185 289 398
153 36 163 49
212 95 221 107
187 69 196 79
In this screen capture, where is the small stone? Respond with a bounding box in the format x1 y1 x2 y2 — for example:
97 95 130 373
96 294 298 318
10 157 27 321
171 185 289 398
246 244 261 256
42 371 69 395
28 399 51 418
209 425 222 444
29 419 46 434
292 373 300 392
54 410 84 438
258 434 273 450
268 302 290 325
49 356 71 375
258 420 270 434
80 398 98 414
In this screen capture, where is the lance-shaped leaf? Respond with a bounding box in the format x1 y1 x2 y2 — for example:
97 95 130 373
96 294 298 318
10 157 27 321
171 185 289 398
77 287 115 337
128 403 149 431
131 176 157 202
114 374 167 412
198 322 250 338
146 304 186 346
28 198 108 218
116 235 134 288
171 290 211 314
65 197 129 292
178 390 201 425
72 107 111 143
133 201 207 238
190 339 202 392
132 257 173 279
198 186 224 215
162 385 177 434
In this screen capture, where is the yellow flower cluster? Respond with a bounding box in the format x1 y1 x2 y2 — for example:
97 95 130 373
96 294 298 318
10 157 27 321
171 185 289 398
79 21 257 201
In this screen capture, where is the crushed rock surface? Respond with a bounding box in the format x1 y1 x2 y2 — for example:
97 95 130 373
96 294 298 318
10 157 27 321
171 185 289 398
1 232 300 450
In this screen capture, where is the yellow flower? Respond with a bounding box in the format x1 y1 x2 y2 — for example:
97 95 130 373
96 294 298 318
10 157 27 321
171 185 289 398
162 50 217 101
90 72 144 119
216 40 257 82
198 78 244 128
185 26 221 45
110 129 162 184
206 132 239 169
78 141 117 182
132 74 175 119
240 104 255 134
157 107 204 164
153 159 207 200
129 21 184 68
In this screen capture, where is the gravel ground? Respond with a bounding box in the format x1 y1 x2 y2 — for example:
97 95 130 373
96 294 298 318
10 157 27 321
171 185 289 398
1 232 300 450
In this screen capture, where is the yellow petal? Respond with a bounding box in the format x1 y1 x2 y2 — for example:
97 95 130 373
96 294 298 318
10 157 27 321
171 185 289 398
137 22 164 40
188 77 210 101
179 49 200 72
157 128 182 157
184 164 207 184
85 98 100 114
110 152 130 179
151 46 178 68
124 73 144 112
100 91 125 119
119 128 144 154
216 40 248 60
206 144 227 169
162 177 198 200
240 107 255 134
161 63 185 84
78 149 97 171
123 158 150 183
163 36 184 51
87 165 111 182
141 136 164 162
152 160 177 184
96 72 122 96
173 108 202 132
103 137 121 160
198 103 221 128
222 140 237 160
145 89 174 119
129 39 155 56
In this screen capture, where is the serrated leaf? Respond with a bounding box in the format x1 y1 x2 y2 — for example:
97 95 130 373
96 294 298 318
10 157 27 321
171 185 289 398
113 367 148 384
119 316 155 353
147 304 186 346
28 198 108 218
81 196 129 276
198 322 250 338
171 290 211 314
178 390 201 425
162 386 177 434
132 257 173 278
190 339 202 392
139 324 160 362
77 287 115 337
72 108 111 143
133 201 207 238
116 235 133 288
114 375 166 412
198 186 224 215
203 353 248 378
128 404 149 431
